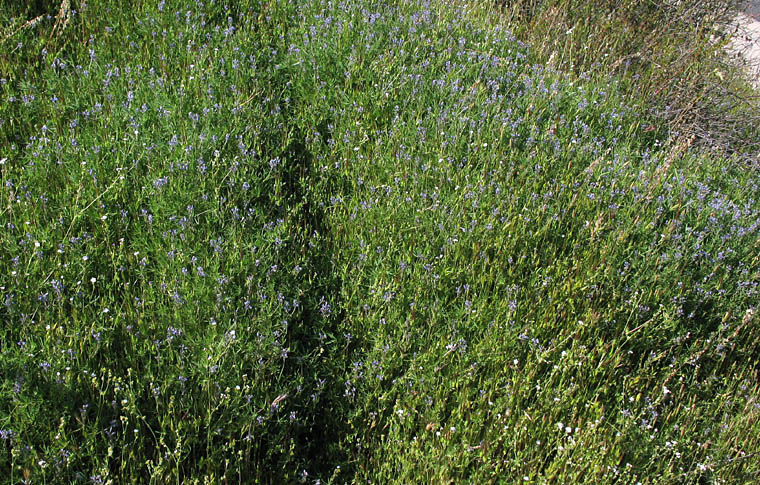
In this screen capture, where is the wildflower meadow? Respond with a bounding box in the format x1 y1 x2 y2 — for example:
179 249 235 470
1 0 758 482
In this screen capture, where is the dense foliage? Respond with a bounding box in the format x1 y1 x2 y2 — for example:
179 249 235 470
1 0 758 482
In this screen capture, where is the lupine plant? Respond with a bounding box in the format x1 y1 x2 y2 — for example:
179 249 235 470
1 0 758 483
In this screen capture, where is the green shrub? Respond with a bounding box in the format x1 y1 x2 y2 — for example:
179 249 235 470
1 0 758 482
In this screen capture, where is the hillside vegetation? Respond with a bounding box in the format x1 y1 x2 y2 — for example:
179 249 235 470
1 0 759 483
497 0 760 159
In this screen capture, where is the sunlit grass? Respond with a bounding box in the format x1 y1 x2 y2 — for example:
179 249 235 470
1 0 758 483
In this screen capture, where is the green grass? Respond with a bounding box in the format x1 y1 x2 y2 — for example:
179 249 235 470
1 0 759 483
495 0 760 160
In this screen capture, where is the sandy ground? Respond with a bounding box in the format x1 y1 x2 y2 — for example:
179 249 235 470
730 4 760 86
745 0 760 18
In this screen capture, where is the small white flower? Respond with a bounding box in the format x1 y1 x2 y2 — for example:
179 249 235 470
90 277 96 283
